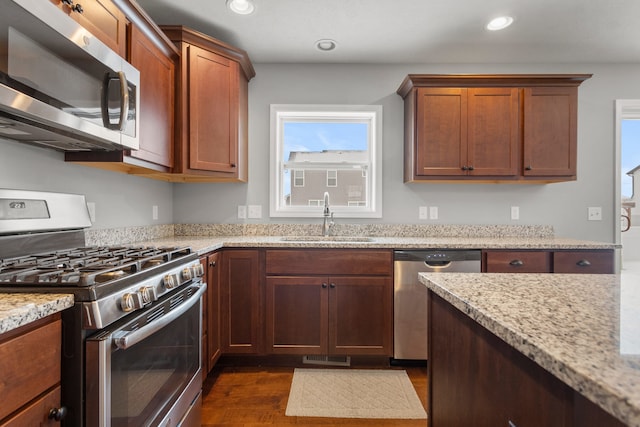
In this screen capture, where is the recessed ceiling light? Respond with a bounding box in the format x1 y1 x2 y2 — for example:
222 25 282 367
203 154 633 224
315 39 337 52
227 0 255 15
486 16 514 31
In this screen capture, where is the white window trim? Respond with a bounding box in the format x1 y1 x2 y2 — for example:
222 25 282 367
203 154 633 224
293 169 305 187
326 169 337 187
269 104 383 218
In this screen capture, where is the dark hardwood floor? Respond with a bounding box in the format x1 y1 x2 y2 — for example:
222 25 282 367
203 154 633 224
201 363 428 426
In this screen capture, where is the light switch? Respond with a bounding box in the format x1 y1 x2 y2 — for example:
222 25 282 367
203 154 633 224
152 205 158 220
588 206 602 221
419 206 428 220
238 205 247 219
511 206 519 220
429 206 438 220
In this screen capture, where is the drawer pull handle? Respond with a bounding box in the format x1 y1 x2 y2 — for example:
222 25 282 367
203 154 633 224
49 406 68 421
576 259 591 267
509 259 524 267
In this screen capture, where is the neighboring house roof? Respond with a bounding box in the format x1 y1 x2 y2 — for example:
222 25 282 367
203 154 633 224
626 164 640 176
287 150 367 163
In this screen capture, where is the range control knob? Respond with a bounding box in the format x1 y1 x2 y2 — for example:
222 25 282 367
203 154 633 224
139 286 157 304
181 267 193 281
163 273 178 289
121 292 143 312
191 263 205 277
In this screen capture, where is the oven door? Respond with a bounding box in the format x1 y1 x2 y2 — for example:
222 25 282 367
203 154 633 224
85 282 206 427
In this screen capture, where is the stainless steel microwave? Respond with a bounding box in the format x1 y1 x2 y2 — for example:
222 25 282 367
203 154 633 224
0 0 140 151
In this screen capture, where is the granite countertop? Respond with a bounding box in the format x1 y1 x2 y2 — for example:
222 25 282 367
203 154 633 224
419 271 640 427
129 235 616 256
0 293 74 335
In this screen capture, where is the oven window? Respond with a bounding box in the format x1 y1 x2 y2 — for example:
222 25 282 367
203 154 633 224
110 300 200 427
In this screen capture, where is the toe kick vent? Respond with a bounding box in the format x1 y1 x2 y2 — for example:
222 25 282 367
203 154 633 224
302 355 351 366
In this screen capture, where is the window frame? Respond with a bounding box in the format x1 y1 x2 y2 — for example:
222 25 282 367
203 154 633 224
269 104 383 218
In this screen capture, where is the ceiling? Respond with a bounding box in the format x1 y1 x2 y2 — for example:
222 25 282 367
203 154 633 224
135 0 640 64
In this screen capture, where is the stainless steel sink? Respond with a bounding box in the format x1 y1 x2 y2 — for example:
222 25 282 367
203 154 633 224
280 236 374 242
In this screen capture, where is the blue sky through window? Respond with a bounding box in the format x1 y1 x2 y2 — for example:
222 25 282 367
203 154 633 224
622 120 640 198
283 121 368 197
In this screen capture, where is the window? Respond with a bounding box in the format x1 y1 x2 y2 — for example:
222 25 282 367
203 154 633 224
270 104 383 218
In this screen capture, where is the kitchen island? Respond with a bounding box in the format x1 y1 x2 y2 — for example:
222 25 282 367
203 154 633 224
419 271 639 426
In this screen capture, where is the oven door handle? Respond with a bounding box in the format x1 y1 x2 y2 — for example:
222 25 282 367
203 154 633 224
114 283 206 350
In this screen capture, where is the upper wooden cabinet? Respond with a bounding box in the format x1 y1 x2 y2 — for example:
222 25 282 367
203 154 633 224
65 0 179 176
50 0 127 57
397 74 591 183
161 26 256 182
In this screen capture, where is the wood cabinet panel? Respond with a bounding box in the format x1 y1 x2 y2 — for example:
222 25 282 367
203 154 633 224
266 276 328 354
206 251 222 369
0 315 62 424
484 250 552 273
523 87 577 178
429 292 573 427
220 250 261 354
266 249 392 276
0 386 61 427
553 250 614 274
51 0 126 57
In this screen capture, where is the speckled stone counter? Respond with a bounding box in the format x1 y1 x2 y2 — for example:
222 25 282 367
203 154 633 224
0 294 74 335
419 272 640 427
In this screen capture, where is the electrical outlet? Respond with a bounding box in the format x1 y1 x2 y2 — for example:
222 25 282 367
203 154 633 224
152 205 158 220
248 205 262 219
86 202 96 222
237 205 247 219
419 206 428 220
588 206 602 221
511 206 520 220
429 206 438 220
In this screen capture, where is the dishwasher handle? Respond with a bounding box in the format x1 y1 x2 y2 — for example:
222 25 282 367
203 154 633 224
424 260 452 268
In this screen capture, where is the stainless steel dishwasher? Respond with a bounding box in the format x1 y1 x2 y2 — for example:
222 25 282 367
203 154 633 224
393 249 481 361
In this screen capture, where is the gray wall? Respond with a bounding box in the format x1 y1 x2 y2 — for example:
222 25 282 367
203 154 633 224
2 61 636 242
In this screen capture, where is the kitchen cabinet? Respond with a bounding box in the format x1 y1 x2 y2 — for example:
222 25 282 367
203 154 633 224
428 291 624 427
397 74 591 183
220 249 261 354
161 26 256 182
0 314 64 426
204 251 221 372
265 249 393 356
50 0 127 57
65 1 179 175
483 249 614 273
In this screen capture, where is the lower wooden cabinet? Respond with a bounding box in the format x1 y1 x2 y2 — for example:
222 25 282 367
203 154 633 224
265 249 393 356
200 251 222 377
220 249 261 354
265 275 392 356
0 314 64 426
428 292 624 427
483 249 614 274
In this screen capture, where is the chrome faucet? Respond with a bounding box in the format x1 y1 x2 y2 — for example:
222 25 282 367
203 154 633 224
322 192 334 236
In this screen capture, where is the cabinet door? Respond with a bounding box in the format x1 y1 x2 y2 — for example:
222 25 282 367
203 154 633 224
328 276 392 356
51 0 126 57
523 87 577 177
266 276 328 354
206 252 221 368
484 250 552 273
220 250 260 354
199 255 209 378
128 25 174 167
415 88 468 176
467 88 520 176
188 45 239 174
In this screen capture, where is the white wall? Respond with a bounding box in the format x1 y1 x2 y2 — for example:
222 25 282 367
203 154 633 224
3 62 638 242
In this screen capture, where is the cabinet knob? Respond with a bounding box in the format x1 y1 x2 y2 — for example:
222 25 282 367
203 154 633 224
49 406 68 422
230 163 237 168
509 259 524 267
72 3 83 13
525 165 532 171
329 283 336 288
576 259 591 267
468 165 474 171
322 283 328 288
461 166 468 171
209 261 216 267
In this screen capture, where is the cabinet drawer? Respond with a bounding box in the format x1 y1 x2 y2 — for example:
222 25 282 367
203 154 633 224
553 251 614 274
484 251 551 273
266 249 392 276
0 318 61 421
0 386 61 427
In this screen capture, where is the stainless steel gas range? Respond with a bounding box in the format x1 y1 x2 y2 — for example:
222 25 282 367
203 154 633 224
0 189 206 427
